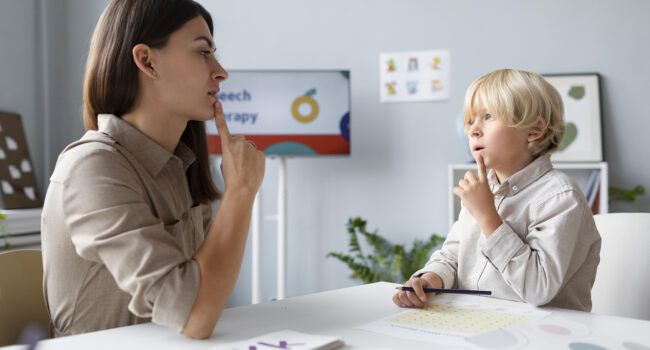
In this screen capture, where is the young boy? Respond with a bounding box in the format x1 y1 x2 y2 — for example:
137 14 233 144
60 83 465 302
393 69 601 311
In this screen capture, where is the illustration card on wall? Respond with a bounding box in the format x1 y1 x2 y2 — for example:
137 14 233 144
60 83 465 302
544 73 603 162
379 49 450 103
0 112 42 209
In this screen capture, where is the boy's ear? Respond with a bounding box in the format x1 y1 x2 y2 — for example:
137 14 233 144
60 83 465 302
528 117 547 142
132 43 157 79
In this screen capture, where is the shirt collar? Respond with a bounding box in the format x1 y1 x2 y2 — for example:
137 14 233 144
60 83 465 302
97 114 196 177
488 154 553 195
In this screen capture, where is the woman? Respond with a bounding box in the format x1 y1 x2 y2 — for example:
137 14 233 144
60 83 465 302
41 0 265 339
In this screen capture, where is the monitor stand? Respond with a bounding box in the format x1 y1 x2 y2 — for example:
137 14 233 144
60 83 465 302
251 156 287 304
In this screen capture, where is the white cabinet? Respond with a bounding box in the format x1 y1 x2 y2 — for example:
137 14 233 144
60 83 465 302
448 163 608 229
0 207 42 250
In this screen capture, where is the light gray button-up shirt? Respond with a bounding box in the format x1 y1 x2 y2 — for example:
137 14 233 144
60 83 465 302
414 155 601 311
42 114 213 335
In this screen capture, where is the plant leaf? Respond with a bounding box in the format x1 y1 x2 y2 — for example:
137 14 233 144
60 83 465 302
326 252 374 283
326 217 445 284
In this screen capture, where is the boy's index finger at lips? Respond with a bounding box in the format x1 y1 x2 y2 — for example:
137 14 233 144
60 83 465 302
476 154 487 180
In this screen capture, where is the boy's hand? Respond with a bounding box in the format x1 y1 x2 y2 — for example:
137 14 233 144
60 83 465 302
452 154 502 237
392 272 442 308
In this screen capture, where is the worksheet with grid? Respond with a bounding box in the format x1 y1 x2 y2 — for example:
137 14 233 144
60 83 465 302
358 300 550 346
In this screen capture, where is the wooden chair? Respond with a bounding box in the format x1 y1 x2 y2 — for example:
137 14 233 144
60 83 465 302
0 249 50 345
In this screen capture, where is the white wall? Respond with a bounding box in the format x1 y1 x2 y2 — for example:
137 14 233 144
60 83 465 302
42 0 98 176
0 0 44 200
1 0 648 308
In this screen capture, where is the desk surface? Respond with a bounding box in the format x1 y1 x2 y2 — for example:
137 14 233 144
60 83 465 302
6 282 650 349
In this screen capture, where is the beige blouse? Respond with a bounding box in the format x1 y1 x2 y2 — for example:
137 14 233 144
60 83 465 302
414 155 601 311
41 114 213 336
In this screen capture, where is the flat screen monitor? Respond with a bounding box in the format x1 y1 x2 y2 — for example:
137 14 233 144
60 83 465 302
206 70 350 156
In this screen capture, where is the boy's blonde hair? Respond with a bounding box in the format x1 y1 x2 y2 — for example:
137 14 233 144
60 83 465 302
462 69 565 157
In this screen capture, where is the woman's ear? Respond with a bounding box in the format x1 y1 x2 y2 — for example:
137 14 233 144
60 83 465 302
528 116 547 142
132 43 157 79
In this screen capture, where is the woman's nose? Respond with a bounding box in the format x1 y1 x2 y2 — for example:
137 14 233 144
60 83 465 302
212 60 229 82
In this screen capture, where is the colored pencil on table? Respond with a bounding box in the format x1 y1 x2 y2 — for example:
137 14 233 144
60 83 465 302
395 286 491 295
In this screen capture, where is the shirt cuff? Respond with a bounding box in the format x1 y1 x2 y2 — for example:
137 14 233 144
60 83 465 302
412 263 455 290
480 222 526 272
150 259 201 332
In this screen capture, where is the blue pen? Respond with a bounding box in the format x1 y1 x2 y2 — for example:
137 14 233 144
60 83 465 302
396 286 491 296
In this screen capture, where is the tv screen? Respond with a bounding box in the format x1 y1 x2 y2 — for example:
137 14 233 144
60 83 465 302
206 70 350 156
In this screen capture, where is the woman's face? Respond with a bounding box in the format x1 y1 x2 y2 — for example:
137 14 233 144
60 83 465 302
151 16 228 122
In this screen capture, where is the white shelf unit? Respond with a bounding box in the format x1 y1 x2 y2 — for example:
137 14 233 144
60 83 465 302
448 162 608 229
0 207 42 250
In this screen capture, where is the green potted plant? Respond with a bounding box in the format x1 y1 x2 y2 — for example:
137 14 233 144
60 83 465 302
609 185 646 211
326 217 445 284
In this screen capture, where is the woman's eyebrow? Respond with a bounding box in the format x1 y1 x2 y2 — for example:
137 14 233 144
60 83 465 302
193 36 214 49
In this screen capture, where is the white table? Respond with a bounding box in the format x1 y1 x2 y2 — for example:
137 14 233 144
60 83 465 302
5 282 650 349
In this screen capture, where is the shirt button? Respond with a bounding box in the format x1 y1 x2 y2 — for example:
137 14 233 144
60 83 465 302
182 212 189 220
512 185 518 191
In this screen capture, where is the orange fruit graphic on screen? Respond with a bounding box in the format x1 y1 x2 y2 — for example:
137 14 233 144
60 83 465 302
292 88 319 123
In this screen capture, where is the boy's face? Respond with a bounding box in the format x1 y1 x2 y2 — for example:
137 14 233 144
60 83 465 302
467 100 534 181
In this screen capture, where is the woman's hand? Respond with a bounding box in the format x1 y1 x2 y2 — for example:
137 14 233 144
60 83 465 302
213 102 265 196
182 103 265 339
392 272 443 308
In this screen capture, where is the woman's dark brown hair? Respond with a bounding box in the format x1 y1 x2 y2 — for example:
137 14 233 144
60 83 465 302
83 0 220 203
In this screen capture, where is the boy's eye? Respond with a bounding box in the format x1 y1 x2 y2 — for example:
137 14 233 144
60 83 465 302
200 50 211 57
485 114 493 120
468 119 475 126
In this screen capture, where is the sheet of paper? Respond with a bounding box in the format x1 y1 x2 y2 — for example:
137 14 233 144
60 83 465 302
211 329 344 350
358 300 550 346
464 313 641 350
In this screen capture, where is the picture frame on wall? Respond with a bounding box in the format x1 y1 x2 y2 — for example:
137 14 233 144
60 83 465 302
543 73 603 162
